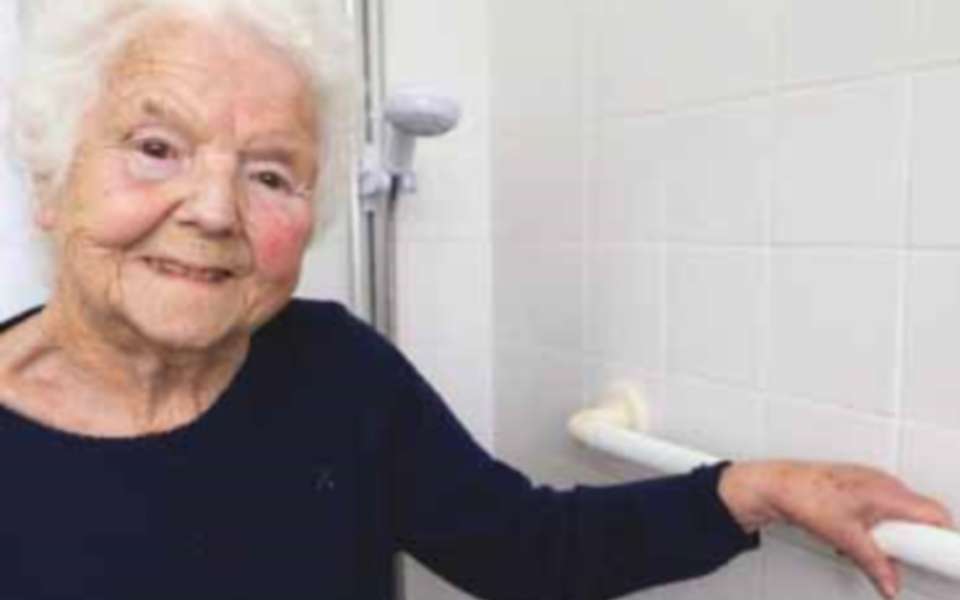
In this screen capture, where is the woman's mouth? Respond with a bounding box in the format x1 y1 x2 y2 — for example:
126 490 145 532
142 256 234 284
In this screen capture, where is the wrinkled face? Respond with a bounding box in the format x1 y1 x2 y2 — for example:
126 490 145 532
43 14 319 351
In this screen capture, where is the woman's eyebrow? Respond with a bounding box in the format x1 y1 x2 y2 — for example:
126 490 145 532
242 140 316 169
243 147 298 165
132 95 198 132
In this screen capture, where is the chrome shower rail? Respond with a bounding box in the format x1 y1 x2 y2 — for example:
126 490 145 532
568 383 960 582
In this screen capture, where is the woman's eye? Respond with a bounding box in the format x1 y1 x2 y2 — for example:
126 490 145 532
126 131 186 182
139 138 177 160
253 170 293 193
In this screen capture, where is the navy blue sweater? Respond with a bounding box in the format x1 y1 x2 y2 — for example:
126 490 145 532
0 300 758 599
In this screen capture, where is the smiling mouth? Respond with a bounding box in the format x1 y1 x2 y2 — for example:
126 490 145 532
142 257 235 284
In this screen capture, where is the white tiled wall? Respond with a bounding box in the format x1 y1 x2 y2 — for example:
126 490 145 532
773 80 908 245
490 0 960 599
781 0 912 84
594 0 779 114
912 68 960 246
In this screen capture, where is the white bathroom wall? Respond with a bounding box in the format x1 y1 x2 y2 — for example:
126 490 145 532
490 1 960 599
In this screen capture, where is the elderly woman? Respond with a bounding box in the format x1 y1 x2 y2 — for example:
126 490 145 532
0 1 950 599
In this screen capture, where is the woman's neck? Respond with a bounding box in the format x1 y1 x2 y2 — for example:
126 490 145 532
0 299 249 438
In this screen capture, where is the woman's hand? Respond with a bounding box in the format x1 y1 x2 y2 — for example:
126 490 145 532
718 460 954 599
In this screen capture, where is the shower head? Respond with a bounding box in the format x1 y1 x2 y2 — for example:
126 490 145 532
382 86 461 175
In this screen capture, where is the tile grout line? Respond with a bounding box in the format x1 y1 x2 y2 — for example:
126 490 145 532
598 55 960 125
658 173 669 416
578 0 591 415
759 1 789 595
892 69 917 477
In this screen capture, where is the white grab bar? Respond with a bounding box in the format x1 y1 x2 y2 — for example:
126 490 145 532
568 382 960 581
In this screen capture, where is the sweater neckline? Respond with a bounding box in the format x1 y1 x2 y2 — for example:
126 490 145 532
0 305 255 449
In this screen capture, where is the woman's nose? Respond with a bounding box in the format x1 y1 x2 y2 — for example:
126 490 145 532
176 156 242 237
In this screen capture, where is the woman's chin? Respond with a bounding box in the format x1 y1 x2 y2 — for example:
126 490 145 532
121 299 245 353
139 319 236 353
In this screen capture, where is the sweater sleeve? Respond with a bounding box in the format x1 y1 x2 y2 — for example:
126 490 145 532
387 356 760 600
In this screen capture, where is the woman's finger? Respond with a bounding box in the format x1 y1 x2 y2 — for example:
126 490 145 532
869 488 954 530
896 493 953 528
839 528 900 599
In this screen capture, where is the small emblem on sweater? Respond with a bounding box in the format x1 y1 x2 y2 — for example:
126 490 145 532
315 467 336 492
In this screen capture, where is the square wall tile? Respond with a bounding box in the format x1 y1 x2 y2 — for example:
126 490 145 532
492 118 583 244
587 116 666 244
384 0 487 85
663 101 774 245
903 252 960 429
768 251 899 414
493 242 583 353
493 343 584 479
764 396 897 470
488 0 581 120
395 140 490 242
434 241 492 347
662 376 763 462
585 244 663 372
911 68 960 247
396 240 442 347
774 80 909 245
781 0 912 84
397 240 490 349
915 0 960 64
593 0 778 114
667 248 764 386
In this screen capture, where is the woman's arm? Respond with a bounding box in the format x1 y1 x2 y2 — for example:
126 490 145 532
346 304 950 599
719 461 953 599
387 365 759 599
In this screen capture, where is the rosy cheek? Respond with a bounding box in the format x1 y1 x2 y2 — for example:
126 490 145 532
69 168 173 247
245 202 312 280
